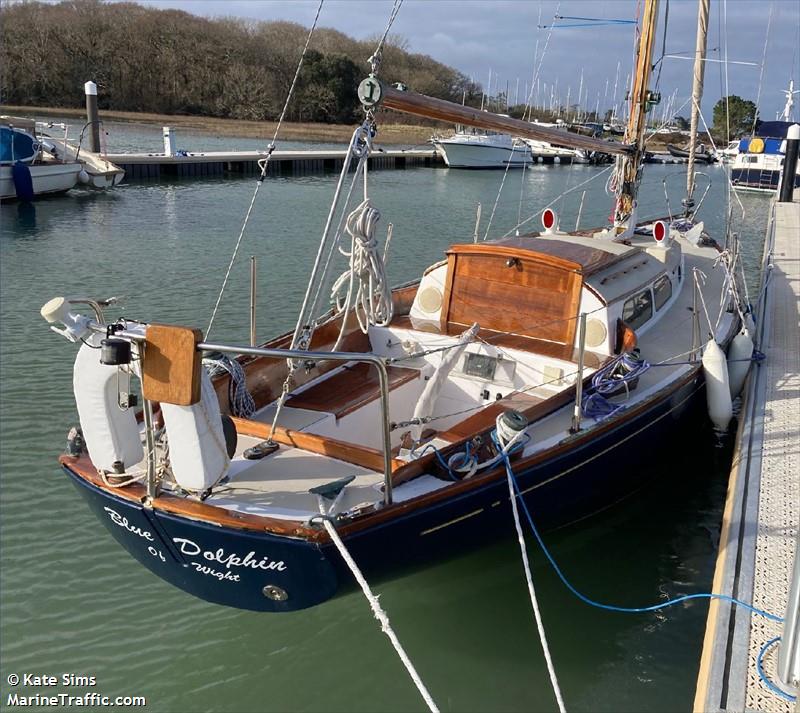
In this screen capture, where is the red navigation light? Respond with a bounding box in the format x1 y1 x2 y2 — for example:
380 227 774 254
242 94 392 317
653 221 667 243
542 209 556 231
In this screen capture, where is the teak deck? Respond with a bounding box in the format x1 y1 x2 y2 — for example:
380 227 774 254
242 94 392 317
287 362 420 419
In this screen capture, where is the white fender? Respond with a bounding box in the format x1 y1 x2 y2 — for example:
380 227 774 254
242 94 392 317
73 334 144 472
727 328 754 398
161 370 230 492
702 339 733 431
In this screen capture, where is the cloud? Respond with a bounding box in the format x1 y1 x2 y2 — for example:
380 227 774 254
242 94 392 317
129 0 800 120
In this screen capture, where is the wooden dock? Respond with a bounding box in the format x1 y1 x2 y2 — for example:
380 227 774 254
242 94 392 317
693 197 800 712
106 148 442 179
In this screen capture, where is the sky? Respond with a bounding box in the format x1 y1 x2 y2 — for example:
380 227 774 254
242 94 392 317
133 0 800 122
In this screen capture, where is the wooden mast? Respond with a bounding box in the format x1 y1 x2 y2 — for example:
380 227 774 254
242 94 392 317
357 80 634 155
686 0 710 204
613 0 661 229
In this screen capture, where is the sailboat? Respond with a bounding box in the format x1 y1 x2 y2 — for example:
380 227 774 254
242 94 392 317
41 0 746 612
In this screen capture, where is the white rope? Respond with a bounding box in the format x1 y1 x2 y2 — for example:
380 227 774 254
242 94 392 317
206 0 325 338
330 198 394 341
498 429 566 713
318 506 439 713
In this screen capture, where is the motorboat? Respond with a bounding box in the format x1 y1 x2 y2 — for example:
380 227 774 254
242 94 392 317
1 117 81 200
731 121 800 192
432 124 531 168
1 116 124 200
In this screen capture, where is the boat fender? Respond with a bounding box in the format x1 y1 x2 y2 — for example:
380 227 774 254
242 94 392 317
11 161 34 201
702 339 733 431
78 169 90 185
160 370 230 492
73 333 144 472
727 328 754 398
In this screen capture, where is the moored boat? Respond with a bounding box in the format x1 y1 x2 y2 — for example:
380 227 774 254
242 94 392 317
41 0 748 614
730 121 800 192
1 117 81 200
432 125 531 168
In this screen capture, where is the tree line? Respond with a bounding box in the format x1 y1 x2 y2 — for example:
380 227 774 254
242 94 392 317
0 0 482 124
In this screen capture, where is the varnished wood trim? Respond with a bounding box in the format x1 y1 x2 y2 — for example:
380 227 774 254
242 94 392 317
446 242 582 273
231 417 406 473
59 453 320 538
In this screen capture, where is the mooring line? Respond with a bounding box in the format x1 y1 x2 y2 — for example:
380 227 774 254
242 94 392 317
319 513 439 712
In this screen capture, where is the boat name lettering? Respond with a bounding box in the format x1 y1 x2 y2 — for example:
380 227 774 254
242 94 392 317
190 562 241 582
103 507 154 541
172 538 288 572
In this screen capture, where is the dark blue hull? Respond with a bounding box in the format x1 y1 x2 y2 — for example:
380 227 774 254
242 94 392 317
64 370 706 612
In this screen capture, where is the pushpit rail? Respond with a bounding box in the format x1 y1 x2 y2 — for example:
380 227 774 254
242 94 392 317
112 327 395 505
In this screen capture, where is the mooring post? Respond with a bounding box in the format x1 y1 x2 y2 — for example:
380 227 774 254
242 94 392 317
778 123 799 203
84 81 101 153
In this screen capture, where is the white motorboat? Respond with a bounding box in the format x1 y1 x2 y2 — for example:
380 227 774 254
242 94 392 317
1 117 81 200
432 125 531 168
1 116 124 200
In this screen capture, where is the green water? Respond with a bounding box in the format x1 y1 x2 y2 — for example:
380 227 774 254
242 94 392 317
0 128 773 712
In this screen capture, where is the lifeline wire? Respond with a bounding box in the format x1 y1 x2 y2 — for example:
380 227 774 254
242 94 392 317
317 507 439 713
501 458 784 623
206 0 325 338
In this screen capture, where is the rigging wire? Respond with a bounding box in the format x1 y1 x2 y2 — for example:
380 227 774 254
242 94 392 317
206 0 325 338
502 164 615 238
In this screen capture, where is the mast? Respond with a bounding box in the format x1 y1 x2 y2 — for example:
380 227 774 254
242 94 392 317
686 0 710 204
613 0 661 231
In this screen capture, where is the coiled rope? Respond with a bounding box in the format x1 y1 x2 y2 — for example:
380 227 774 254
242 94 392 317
330 198 394 334
582 350 650 420
203 354 256 418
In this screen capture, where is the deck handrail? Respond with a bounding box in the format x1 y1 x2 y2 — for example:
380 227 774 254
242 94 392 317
114 328 395 506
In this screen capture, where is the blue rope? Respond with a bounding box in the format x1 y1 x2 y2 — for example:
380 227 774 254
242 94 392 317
757 637 797 702
582 351 650 420
501 453 784 623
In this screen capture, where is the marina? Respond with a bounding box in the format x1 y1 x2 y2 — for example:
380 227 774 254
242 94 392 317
694 196 800 713
2 0 800 710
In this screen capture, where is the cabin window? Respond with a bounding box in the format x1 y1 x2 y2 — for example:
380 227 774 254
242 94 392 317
653 275 672 310
745 155 759 164
622 289 653 330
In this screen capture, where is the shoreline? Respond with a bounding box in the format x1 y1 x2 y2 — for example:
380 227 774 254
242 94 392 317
0 105 437 146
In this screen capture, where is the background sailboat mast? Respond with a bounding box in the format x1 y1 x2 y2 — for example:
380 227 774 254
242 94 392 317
686 0 710 202
614 0 660 228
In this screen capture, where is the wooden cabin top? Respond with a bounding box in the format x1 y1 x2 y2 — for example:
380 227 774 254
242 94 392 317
440 234 644 347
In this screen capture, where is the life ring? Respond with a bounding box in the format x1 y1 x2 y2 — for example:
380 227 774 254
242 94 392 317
749 137 764 154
